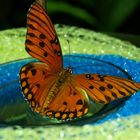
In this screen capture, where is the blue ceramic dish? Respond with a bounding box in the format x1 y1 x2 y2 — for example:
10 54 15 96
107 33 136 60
0 54 140 126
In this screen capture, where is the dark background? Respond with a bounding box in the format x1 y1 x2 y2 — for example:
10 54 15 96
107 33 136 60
0 0 140 35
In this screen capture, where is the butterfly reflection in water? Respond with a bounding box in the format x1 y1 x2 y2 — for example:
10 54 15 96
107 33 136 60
19 2 140 120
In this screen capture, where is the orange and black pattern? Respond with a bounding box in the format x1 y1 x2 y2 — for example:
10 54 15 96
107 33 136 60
19 2 140 120
26 2 63 72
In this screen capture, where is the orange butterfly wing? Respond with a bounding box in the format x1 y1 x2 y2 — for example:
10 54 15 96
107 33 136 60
41 83 90 120
72 74 140 104
20 2 63 114
25 2 63 71
30 72 140 120
20 62 58 113
20 2 140 121
20 64 89 120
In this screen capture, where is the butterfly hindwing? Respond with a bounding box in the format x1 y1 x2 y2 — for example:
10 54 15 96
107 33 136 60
41 83 89 120
20 62 57 112
26 2 63 72
72 74 140 104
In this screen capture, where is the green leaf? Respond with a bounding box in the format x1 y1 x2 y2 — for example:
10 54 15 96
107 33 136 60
46 1 98 27
95 0 140 31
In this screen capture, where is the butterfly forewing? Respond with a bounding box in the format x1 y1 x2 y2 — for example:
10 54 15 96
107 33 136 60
26 2 63 72
72 74 140 104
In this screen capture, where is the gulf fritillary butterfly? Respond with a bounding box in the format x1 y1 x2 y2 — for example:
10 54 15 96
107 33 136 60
19 2 140 120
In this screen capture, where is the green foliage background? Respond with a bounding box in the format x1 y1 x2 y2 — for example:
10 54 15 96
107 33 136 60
46 0 140 32
0 0 140 33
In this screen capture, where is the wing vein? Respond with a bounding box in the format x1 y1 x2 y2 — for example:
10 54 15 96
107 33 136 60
28 14 54 39
31 6 55 36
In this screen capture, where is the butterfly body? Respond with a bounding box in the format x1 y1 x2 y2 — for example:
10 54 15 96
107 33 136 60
19 2 140 120
44 67 72 108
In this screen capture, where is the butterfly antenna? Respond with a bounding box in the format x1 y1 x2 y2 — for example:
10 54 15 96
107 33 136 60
66 39 71 67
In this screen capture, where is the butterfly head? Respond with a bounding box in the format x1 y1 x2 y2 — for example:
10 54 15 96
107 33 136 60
65 66 72 74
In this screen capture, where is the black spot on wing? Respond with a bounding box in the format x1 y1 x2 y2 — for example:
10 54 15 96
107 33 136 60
31 69 37 76
36 84 40 88
76 99 83 105
22 64 34 74
99 77 104 81
26 39 34 45
119 91 127 96
27 33 35 37
99 86 105 91
39 33 46 39
43 52 48 57
111 92 118 98
107 84 113 89
89 85 94 89
28 24 36 30
105 96 112 102
63 101 67 105
98 75 105 81
39 41 45 47
89 77 94 80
